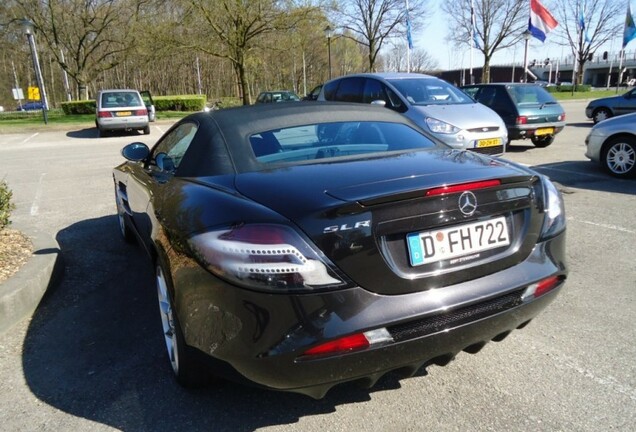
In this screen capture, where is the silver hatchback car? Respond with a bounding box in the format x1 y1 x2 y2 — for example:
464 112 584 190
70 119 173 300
96 89 150 137
318 73 508 154
585 112 636 178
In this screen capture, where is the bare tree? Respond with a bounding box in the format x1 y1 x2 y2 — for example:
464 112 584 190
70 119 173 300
180 0 318 105
443 0 527 83
12 0 151 99
335 0 428 72
384 42 438 72
553 0 623 85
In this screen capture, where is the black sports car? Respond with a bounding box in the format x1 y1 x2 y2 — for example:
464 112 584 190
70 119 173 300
113 103 567 399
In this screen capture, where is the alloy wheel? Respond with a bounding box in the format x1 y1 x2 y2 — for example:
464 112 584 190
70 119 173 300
156 265 179 375
606 141 636 176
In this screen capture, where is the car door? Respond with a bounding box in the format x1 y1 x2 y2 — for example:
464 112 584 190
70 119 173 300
125 121 199 252
140 90 156 122
615 88 636 116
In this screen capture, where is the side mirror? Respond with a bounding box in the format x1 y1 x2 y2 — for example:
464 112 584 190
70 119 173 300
371 99 386 107
121 142 149 162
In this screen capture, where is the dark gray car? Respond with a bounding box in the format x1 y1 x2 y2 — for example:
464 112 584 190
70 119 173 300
585 88 636 123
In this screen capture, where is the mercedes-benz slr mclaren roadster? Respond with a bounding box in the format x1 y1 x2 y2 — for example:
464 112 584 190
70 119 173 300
113 102 567 399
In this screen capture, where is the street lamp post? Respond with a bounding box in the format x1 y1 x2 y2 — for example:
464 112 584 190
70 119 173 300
324 25 332 80
20 18 48 125
522 29 532 83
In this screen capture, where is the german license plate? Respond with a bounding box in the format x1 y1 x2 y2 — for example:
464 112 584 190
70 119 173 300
407 217 510 266
535 127 554 136
476 138 501 148
116 111 132 117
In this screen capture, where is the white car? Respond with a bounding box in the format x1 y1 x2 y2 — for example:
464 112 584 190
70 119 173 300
95 89 151 137
585 112 636 178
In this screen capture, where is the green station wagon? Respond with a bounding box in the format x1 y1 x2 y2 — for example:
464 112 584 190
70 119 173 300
462 83 566 148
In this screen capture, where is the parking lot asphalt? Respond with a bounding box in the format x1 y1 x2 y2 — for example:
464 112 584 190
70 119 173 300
0 103 635 431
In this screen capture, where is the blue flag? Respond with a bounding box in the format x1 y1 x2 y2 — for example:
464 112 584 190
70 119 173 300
578 8 591 43
406 14 414 49
624 2 636 48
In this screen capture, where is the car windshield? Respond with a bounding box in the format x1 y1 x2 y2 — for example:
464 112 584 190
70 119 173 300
508 86 556 105
387 78 473 106
250 121 439 164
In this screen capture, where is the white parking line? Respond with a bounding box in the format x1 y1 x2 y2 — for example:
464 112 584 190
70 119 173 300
155 125 165 134
30 173 46 216
568 217 635 235
21 133 39 144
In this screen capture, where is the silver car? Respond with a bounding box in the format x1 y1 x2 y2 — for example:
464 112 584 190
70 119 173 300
318 73 508 154
585 112 636 178
96 89 150 137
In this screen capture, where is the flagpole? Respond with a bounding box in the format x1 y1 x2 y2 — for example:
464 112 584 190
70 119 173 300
470 0 475 84
406 0 411 72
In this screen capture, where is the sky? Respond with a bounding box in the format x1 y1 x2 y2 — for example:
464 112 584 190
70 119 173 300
412 0 625 72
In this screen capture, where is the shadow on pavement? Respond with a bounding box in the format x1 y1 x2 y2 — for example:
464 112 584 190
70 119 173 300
66 128 145 139
531 160 636 195
22 215 412 431
66 128 99 139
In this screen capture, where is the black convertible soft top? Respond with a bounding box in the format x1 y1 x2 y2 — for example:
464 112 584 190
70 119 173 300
176 102 434 177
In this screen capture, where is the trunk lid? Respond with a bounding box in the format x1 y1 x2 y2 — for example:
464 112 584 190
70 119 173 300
233 149 543 295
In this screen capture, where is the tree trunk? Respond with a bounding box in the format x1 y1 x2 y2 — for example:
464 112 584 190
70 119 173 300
233 61 250 105
482 56 491 83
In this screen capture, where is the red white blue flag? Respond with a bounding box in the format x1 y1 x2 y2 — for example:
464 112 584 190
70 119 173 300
528 0 558 42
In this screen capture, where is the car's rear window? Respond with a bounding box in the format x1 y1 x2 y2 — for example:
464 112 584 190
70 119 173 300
387 78 473 105
101 91 142 108
508 86 556 105
249 121 439 164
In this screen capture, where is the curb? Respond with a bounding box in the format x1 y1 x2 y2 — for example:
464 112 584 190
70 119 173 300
0 224 64 334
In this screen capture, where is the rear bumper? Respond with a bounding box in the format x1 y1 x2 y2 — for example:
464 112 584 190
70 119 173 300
508 122 565 140
97 116 148 131
171 231 566 398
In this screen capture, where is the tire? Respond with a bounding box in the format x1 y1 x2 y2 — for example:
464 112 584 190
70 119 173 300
531 134 555 148
593 108 612 124
98 127 107 138
601 137 636 178
155 261 212 387
143 125 150 135
114 187 135 243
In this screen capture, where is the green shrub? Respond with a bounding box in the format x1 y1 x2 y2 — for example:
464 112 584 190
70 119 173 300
61 100 96 114
153 95 206 111
0 179 15 230
549 84 592 93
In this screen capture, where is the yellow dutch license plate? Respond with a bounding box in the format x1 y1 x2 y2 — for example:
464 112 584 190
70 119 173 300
476 138 501 148
116 111 132 117
535 127 554 136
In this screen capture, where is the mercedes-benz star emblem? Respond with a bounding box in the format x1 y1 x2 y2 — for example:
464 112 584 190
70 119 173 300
458 191 477 216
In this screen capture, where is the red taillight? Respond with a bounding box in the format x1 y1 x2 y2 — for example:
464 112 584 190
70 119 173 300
534 275 561 297
516 116 528 125
425 179 501 197
303 333 370 356
522 275 563 301
218 224 288 244
135 108 148 116
97 111 111 118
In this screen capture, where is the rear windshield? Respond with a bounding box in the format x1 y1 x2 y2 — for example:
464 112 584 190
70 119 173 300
508 86 556 105
101 91 142 108
250 121 439 164
387 78 473 105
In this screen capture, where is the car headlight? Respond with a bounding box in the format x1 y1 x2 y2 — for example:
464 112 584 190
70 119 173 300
539 176 566 240
426 117 460 134
188 224 352 293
